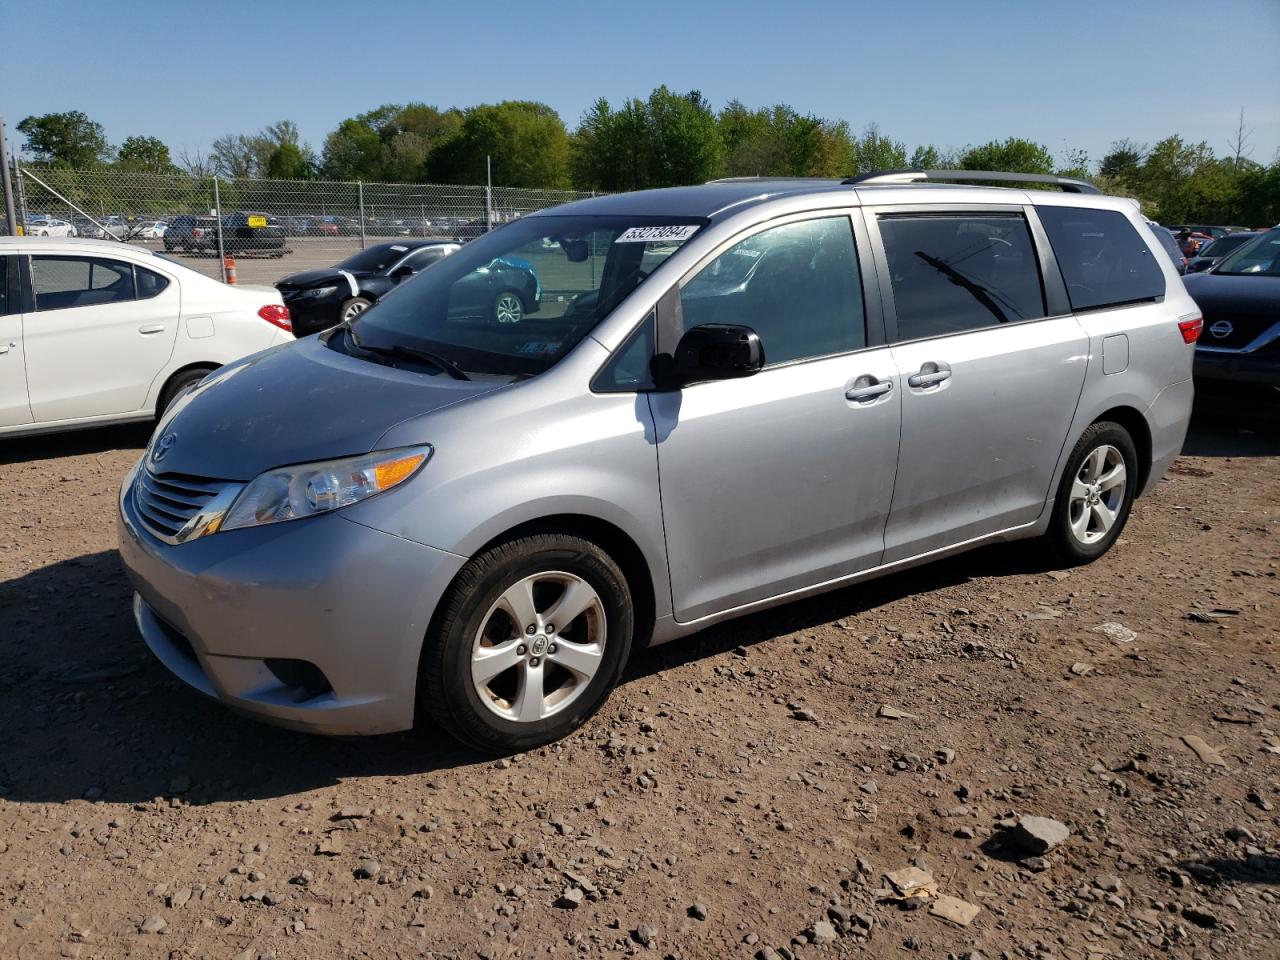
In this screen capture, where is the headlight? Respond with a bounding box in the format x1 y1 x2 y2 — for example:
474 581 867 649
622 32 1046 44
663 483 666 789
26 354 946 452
221 446 431 532
299 285 339 298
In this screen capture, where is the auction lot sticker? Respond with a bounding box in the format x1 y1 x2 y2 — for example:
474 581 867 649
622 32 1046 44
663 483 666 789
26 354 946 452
615 225 700 243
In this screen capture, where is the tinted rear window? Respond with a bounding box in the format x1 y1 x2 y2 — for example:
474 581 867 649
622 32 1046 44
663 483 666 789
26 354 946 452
1038 207 1165 311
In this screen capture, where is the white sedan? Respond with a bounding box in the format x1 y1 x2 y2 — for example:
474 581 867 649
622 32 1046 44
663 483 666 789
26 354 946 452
133 221 169 240
26 217 77 237
0 238 294 438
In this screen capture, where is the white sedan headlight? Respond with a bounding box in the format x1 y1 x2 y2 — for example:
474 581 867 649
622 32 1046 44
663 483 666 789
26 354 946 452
299 285 339 298
221 446 431 532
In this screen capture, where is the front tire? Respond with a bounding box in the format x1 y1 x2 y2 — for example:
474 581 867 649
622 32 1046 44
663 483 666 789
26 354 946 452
493 290 524 324
340 296 372 322
419 532 634 755
1045 421 1138 565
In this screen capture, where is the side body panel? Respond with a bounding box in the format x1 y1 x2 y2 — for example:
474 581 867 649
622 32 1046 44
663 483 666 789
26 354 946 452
0 254 31 428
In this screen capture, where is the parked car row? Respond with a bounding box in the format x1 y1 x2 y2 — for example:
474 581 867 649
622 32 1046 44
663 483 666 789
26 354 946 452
163 212 288 257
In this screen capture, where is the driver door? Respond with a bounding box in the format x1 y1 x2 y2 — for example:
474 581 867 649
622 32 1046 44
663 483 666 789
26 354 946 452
653 212 902 622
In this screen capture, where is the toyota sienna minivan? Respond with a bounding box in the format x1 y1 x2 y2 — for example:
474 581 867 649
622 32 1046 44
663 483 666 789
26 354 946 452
119 170 1199 754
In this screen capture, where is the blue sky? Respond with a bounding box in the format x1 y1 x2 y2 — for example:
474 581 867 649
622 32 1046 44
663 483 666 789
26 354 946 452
4 0 1279 169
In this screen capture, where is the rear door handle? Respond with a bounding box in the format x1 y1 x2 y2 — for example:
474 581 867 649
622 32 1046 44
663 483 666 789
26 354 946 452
907 362 952 388
138 324 165 335
845 377 893 402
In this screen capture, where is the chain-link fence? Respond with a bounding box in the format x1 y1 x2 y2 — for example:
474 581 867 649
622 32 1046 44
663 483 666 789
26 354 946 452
9 164 598 282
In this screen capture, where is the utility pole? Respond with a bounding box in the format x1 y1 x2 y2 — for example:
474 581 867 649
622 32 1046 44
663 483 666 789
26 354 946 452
0 115 17 236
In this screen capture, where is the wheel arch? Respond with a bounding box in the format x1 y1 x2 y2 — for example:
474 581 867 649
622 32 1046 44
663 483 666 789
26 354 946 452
467 513 657 655
154 362 219 414
1090 404 1153 496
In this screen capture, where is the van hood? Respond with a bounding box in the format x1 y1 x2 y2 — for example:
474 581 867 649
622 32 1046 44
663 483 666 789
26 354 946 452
150 336 502 482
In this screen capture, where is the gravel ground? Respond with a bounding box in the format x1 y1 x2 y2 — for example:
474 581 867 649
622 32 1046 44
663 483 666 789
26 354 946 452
0 389 1277 960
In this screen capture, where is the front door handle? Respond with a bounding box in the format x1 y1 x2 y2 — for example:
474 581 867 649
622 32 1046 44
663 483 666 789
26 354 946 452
845 377 893 402
0 341 13 355
138 324 166 335
907 362 952 388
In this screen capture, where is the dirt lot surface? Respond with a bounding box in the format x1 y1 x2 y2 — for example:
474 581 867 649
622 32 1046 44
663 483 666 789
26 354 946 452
1 391 1277 960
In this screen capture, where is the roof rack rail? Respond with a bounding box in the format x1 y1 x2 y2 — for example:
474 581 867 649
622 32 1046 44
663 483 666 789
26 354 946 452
843 169 1101 194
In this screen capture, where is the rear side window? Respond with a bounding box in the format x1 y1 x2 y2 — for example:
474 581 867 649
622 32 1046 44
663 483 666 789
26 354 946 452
680 216 865 365
31 256 137 311
879 214 1046 341
136 266 170 299
1038 207 1165 311
0 256 9 315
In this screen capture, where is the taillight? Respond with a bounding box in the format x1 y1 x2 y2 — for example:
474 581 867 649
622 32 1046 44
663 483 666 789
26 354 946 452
1178 314 1203 344
192 228 203 238
259 303 292 332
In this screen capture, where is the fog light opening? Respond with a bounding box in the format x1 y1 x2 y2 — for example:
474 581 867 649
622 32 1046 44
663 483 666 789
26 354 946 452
264 658 333 703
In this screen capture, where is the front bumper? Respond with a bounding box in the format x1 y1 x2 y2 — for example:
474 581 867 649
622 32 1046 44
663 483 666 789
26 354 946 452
1194 349 1280 388
118 463 466 735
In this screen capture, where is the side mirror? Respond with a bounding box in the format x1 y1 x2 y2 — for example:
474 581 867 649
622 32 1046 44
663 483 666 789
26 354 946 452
670 323 765 385
390 264 413 280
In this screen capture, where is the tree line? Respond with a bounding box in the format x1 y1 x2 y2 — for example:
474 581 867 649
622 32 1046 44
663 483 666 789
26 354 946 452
14 91 1280 225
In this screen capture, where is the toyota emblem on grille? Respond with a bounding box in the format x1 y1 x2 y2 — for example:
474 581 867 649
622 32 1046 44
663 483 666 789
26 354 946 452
1209 320 1234 339
152 433 178 463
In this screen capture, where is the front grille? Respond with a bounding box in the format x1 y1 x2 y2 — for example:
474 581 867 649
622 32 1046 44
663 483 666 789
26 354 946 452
134 469 233 543
1200 316 1278 351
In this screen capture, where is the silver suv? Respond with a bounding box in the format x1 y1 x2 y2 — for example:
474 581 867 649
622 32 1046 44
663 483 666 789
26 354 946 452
118 170 1200 753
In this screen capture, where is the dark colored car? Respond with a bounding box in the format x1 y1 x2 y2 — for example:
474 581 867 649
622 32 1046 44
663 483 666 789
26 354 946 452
221 211 287 256
1186 231 1259 273
1170 224 1232 241
276 239 465 335
1148 223 1187 275
164 215 219 253
1184 227 1280 388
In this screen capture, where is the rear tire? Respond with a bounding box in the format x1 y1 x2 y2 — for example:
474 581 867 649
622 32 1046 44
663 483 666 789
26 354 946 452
493 291 524 324
419 532 634 755
1045 421 1138 565
157 367 213 419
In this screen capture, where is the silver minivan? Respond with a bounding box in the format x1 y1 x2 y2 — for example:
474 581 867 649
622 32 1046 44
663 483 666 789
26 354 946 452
118 171 1200 753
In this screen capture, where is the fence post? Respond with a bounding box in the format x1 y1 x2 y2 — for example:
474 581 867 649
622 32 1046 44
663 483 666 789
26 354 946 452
485 155 493 230
0 116 16 236
12 150 28 231
358 180 366 250
213 176 227 283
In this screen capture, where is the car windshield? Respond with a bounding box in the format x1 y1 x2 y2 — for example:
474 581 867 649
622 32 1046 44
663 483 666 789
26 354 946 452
346 215 704 380
337 244 418 273
1200 234 1252 258
1212 228 1280 276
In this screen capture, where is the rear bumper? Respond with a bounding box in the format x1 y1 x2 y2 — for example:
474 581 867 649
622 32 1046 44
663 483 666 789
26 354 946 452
118 463 466 735
1144 377 1194 495
281 292 344 336
1194 350 1280 387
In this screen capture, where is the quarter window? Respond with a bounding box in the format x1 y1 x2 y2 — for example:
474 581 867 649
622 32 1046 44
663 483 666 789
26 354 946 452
32 256 136 311
1037 206 1166 310
136 266 170 299
879 214 1046 341
680 217 865 365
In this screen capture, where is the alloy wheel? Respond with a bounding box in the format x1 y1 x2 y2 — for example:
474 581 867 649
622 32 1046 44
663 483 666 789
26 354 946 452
471 572 606 723
494 293 523 324
1068 444 1127 545
342 300 369 322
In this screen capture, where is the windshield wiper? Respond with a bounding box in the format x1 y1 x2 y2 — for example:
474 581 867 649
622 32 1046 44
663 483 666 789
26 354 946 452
346 326 470 380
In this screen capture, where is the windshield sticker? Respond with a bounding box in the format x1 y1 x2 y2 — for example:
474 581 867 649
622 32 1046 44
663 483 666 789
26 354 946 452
615 225 700 244
518 341 562 356
390 245 408 251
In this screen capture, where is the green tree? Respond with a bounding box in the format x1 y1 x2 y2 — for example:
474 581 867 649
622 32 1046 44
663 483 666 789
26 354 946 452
265 141 315 179
908 144 944 169
116 135 177 173
17 110 111 167
644 87 722 187
211 120 306 179
429 101 571 188
852 123 907 174
1099 139 1146 181
957 137 1055 174
322 103 462 181
572 97 650 191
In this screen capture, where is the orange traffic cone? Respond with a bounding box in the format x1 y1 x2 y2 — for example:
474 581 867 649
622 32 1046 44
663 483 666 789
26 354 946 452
224 256 238 284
